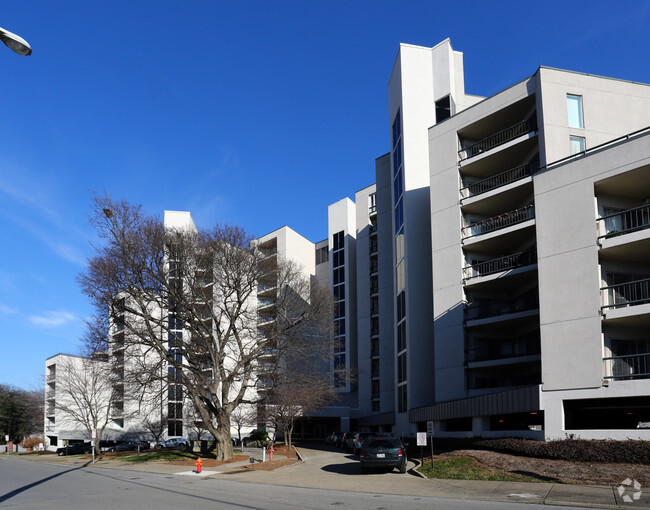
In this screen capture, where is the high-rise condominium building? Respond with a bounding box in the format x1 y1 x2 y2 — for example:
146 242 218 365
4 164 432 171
46 39 650 446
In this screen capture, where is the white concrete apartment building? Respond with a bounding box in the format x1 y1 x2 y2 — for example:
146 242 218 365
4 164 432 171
46 39 649 444
394 41 650 440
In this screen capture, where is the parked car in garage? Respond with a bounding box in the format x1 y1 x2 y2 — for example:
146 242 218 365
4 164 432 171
56 442 92 456
326 431 343 445
359 435 408 474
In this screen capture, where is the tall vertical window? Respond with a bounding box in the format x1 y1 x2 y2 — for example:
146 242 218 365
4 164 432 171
332 230 346 388
570 136 585 155
392 110 408 414
567 94 584 129
435 95 451 122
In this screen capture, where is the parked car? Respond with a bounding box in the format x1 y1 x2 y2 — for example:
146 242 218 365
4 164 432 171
107 441 148 452
326 431 343 445
156 438 189 450
56 443 92 456
359 435 408 474
336 432 351 449
348 432 373 454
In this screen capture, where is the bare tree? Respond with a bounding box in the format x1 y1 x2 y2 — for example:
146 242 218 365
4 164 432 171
79 195 333 459
142 417 166 447
263 301 337 450
229 405 257 446
54 356 118 448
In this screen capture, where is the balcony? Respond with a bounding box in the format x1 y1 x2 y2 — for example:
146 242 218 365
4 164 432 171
459 118 537 161
466 292 539 321
597 204 650 239
461 161 537 199
463 246 536 281
601 278 650 310
604 353 650 380
467 338 540 363
462 205 534 239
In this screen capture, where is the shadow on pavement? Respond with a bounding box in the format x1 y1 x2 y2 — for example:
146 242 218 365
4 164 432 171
0 460 92 504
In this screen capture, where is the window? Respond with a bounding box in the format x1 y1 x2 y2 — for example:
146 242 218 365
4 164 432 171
369 193 377 213
315 246 329 265
398 352 407 383
333 231 344 251
398 384 407 413
435 95 452 122
570 136 585 155
567 94 584 129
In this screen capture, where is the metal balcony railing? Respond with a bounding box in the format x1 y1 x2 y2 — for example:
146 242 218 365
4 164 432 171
467 339 540 363
601 278 650 310
463 246 537 280
462 205 534 239
604 353 650 380
597 204 650 239
460 162 537 199
466 292 539 321
459 118 536 160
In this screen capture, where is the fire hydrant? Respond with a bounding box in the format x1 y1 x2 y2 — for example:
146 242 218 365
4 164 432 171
269 445 274 462
195 457 202 474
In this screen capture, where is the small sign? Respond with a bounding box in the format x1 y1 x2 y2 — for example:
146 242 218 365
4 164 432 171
427 421 434 437
4 435 8 442
92 428 97 438
416 432 427 446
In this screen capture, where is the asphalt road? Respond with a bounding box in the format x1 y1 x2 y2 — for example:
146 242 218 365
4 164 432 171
0 455 597 510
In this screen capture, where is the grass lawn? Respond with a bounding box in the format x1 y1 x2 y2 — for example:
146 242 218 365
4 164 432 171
121 451 199 463
417 456 543 483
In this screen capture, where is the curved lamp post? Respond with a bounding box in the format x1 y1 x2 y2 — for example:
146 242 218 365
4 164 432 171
0 26 31 56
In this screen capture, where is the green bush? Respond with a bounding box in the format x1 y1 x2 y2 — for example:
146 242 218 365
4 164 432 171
473 438 650 464
248 430 269 446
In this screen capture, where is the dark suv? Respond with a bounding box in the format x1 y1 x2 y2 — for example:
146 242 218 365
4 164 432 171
56 443 92 456
359 435 408 473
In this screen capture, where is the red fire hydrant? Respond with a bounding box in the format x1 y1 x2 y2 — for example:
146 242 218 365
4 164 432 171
195 457 202 474
269 445 274 462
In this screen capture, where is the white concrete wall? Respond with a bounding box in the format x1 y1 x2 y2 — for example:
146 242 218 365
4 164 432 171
537 67 650 165
328 198 358 394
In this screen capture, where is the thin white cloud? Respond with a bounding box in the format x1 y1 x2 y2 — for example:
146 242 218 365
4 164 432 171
0 303 18 315
29 310 79 329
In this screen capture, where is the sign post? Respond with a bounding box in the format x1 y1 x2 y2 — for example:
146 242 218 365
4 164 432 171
92 428 97 463
416 432 426 469
427 421 434 470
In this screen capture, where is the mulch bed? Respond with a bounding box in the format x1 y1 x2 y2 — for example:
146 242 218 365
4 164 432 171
440 449 650 486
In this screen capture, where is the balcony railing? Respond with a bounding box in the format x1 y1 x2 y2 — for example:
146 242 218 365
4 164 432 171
463 246 537 281
597 204 650 239
466 292 539 321
462 205 534 239
601 278 650 310
467 338 540 363
604 353 650 380
459 118 536 160
460 162 537 199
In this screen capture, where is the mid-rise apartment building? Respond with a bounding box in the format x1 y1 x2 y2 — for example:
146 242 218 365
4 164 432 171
47 39 649 445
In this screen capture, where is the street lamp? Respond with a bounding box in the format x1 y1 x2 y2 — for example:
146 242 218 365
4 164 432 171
0 26 32 56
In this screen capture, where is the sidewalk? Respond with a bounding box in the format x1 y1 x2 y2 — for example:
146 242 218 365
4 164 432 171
17 447 649 509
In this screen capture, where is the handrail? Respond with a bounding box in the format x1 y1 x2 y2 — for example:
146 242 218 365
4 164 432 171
463 246 537 280
466 292 539 321
603 352 650 380
542 125 650 172
462 205 534 239
596 204 650 239
601 278 650 309
460 162 537 199
459 119 536 160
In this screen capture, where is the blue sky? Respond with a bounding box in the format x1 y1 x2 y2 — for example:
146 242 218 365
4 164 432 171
2 1 650 389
